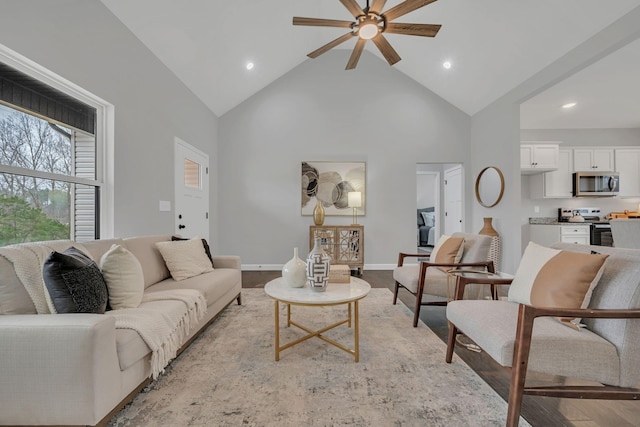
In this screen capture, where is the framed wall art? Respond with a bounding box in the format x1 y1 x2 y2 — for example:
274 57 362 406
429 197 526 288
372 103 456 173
301 161 366 216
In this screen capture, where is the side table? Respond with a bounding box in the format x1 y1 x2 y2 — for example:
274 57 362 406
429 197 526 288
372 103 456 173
447 269 514 301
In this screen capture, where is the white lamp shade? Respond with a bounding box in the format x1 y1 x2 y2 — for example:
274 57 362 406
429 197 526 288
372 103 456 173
348 192 362 208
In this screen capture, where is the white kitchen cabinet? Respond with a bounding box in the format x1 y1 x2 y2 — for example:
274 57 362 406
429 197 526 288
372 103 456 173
521 143 559 174
530 149 573 198
615 148 640 197
560 224 590 245
529 224 561 247
573 148 614 172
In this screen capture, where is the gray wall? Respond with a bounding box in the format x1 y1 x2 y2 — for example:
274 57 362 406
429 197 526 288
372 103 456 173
219 50 471 268
0 1 220 245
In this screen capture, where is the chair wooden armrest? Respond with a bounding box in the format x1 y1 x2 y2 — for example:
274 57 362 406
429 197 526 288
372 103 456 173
518 305 640 320
397 252 430 266
505 304 640 426
419 260 495 276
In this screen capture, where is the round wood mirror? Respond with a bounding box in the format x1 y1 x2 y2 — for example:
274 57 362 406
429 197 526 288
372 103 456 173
475 166 505 208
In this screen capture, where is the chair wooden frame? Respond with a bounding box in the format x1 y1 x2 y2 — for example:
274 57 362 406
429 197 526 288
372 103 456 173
393 252 495 327
446 280 640 427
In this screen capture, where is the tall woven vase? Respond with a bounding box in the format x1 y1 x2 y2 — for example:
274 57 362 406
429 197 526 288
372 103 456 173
479 217 501 272
307 237 330 292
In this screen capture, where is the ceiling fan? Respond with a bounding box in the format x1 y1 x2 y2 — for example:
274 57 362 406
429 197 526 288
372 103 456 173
293 0 441 70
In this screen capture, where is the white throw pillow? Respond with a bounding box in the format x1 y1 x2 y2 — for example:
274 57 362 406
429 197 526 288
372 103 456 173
421 211 435 227
508 242 609 328
100 244 144 309
155 237 214 281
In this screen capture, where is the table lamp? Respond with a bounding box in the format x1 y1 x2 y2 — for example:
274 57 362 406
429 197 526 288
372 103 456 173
348 192 362 225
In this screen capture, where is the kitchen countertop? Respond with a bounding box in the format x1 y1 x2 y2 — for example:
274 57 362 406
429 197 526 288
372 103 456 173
529 217 558 224
529 218 610 225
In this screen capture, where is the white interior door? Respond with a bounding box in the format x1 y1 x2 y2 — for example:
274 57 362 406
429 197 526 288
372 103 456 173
444 165 463 235
174 138 209 241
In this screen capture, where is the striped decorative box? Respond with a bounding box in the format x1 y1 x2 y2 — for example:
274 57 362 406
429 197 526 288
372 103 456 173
328 265 350 283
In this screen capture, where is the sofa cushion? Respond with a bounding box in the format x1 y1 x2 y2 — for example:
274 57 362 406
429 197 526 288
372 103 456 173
155 238 214 281
123 235 172 288
81 238 126 263
0 255 37 314
146 268 241 307
42 247 109 314
447 299 621 386
508 242 609 328
100 244 145 309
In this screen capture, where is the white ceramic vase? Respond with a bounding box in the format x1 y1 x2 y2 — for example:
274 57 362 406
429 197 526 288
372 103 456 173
282 247 307 288
306 237 330 292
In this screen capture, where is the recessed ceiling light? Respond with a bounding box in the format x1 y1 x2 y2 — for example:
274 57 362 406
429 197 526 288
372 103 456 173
562 102 577 109
246 62 254 70
443 61 452 69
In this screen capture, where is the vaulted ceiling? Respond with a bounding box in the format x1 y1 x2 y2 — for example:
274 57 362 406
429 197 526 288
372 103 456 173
100 0 640 128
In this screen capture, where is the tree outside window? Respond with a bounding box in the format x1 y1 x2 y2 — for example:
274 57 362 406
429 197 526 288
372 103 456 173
0 105 95 245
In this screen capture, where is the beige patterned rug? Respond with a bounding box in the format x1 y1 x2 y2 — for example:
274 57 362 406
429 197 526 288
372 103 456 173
109 288 530 426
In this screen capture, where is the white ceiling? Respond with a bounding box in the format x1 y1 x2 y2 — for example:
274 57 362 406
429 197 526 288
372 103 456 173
100 0 640 129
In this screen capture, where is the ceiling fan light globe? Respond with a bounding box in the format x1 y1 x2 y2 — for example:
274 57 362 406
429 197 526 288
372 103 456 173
359 23 379 40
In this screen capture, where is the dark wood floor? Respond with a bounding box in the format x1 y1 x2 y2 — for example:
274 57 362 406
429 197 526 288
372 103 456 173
242 270 638 427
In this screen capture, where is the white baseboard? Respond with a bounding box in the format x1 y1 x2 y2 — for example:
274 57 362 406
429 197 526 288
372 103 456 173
241 263 396 271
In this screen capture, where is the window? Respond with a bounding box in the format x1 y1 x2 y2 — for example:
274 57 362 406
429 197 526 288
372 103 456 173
183 158 201 189
0 104 99 244
0 51 113 245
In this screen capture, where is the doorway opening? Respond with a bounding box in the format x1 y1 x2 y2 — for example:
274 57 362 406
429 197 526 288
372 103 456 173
416 163 464 253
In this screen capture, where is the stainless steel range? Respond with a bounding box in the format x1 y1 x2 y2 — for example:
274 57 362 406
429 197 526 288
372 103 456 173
558 207 612 246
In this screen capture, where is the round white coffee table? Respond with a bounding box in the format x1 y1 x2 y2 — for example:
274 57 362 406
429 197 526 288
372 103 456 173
264 277 371 362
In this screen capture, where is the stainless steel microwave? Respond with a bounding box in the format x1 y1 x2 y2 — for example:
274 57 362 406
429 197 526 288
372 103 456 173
573 172 619 197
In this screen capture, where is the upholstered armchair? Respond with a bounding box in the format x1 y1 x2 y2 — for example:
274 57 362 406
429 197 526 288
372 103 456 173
446 242 640 427
610 218 640 249
393 232 493 327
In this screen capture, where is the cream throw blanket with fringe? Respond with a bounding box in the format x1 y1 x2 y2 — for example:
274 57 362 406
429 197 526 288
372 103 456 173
106 289 207 379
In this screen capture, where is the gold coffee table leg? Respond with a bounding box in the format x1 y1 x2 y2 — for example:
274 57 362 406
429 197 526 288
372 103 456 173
354 300 360 362
274 300 280 361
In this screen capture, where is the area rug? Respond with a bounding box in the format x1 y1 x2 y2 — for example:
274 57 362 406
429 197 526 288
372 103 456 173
109 288 530 426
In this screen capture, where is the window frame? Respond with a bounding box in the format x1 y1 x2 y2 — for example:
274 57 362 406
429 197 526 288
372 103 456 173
0 44 115 239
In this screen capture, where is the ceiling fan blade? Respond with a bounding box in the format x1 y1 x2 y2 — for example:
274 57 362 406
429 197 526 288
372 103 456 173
340 0 365 18
346 38 367 70
293 17 354 28
372 34 401 66
385 22 441 37
383 0 437 22
369 0 387 14
307 32 356 59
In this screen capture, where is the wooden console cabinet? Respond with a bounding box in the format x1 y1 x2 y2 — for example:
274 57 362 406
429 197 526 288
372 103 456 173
309 225 364 273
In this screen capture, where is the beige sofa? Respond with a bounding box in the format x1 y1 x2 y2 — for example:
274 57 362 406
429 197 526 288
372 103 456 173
0 235 242 426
